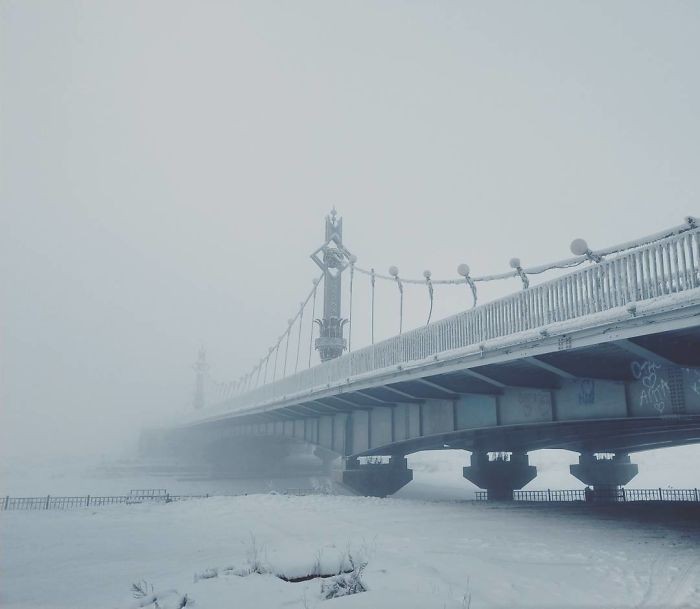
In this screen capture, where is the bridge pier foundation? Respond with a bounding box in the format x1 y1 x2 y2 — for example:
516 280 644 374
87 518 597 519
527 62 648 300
463 451 537 500
313 446 339 473
336 456 413 498
570 453 638 501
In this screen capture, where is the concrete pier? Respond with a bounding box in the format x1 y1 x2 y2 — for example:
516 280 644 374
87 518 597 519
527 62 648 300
463 451 537 500
313 446 338 472
337 456 413 497
570 453 638 500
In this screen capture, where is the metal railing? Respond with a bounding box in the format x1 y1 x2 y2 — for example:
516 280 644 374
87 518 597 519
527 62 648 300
1 493 210 511
211 226 700 415
474 488 700 502
0 489 336 511
128 488 168 497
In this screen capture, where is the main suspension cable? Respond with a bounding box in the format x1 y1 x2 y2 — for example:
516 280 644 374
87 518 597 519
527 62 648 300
308 277 320 368
370 268 376 345
295 302 304 373
348 262 355 351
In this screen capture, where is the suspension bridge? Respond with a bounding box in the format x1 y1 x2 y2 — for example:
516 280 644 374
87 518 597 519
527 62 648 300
144 212 700 499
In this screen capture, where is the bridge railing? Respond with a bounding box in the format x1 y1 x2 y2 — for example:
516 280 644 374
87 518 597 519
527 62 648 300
216 226 700 414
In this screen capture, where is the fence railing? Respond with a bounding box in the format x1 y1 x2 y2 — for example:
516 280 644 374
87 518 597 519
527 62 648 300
128 488 168 497
474 488 700 502
1 488 334 511
206 226 700 416
1 493 209 511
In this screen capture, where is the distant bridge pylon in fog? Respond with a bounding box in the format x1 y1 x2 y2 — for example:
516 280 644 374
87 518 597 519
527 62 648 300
155 212 700 500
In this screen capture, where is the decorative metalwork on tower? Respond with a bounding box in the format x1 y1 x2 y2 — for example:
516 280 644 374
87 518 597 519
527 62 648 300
310 209 354 362
192 346 209 409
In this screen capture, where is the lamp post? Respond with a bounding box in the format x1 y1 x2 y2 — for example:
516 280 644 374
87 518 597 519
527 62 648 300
570 238 603 263
458 263 478 308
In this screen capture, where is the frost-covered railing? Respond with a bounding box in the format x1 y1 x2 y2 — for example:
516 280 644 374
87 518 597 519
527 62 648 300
217 227 700 413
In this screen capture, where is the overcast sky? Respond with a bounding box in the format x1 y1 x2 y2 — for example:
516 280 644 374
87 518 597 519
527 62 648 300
2 1 699 460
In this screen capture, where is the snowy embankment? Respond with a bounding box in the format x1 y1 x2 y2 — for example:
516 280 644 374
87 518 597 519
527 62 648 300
2 494 700 609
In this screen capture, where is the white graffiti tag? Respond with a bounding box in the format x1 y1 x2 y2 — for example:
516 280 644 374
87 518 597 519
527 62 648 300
631 360 670 413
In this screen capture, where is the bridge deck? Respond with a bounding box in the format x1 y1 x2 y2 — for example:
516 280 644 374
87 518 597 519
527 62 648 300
169 227 700 459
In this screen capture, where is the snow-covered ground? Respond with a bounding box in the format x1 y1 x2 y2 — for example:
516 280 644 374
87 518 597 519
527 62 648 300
2 493 700 609
2 447 700 608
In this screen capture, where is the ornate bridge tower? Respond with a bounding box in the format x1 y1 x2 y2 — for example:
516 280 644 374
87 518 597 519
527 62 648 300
192 347 209 410
310 209 354 362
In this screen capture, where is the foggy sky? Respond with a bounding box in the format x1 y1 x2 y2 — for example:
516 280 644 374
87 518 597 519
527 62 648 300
2 1 699 460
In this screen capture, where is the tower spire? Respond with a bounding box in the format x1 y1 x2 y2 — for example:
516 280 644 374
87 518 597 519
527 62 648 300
192 346 209 409
310 210 354 361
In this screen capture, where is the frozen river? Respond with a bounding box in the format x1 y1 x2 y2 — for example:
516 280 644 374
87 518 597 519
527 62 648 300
2 493 699 608
2 448 700 608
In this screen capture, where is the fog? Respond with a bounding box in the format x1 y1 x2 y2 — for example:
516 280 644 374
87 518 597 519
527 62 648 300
2 0 699 463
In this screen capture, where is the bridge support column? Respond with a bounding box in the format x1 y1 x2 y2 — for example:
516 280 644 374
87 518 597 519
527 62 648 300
313 446 338 473
570 453 638 501
463 452 537 501
336 456 413 498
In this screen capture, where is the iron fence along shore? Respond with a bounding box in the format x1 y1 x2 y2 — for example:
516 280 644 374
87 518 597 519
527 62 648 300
207 225 700 416
3 487 700 510
0 488 333 510
474 488 700 502
2 493 208 511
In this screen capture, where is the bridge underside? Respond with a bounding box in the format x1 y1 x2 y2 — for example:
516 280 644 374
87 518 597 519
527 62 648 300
192 324 700 453
162 312 700 497
364 416 700 456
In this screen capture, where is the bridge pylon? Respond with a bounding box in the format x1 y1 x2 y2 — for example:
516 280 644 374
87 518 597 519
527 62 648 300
310 208 354 362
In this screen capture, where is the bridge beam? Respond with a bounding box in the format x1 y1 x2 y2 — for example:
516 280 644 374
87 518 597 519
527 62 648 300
356 388 424 405
411 378 459 399
312 398 354 413
459 369 507 389
383 385 429 401
614 339 678 367
323 395 375 410
463 451 537 500
525 357 576 380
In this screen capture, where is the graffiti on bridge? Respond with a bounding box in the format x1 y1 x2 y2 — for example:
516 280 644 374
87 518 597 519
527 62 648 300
577 379 595 405
631 361 670 413
688 368 700 397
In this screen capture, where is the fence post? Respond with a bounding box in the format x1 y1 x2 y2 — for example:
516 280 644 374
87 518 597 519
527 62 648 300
45 495 50 510
658 487 663 501
86 495 90 507
621 487 626 502
3 495 8 510
547 489 552 502
695 488 699 502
